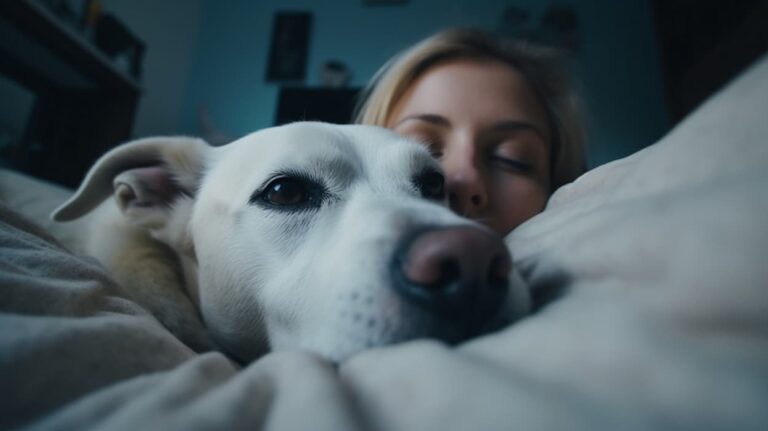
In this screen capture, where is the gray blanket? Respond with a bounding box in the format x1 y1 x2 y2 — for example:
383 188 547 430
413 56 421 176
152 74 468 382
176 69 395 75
1 54 767 430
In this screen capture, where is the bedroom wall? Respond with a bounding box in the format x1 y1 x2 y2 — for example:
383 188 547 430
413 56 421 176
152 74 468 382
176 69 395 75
99 0 205 138
178 0 667 168
0 1 668 170
179 0 540 136
576 1 669 165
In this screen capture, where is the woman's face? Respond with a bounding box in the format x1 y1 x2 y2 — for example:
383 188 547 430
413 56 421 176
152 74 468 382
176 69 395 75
387 59 552 236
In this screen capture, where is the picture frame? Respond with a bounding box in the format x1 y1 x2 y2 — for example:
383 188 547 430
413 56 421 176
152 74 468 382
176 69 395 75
265 12 313 82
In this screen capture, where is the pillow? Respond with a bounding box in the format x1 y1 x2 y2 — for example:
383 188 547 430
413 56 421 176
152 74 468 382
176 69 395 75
340 54 768 430
0 169 86 254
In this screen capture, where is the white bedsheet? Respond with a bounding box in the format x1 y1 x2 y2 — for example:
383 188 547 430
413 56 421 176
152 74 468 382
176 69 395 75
1 54 767 430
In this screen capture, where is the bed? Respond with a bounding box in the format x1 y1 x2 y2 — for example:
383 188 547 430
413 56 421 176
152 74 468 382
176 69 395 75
1 53 767 430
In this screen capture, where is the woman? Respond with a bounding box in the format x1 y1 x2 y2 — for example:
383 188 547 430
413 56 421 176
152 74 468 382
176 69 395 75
355 28 586 235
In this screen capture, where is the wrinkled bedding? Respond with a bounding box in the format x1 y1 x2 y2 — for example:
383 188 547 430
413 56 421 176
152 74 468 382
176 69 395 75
1 54 767 430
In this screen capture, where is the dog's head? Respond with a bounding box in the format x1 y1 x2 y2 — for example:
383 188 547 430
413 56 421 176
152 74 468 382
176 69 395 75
53 122 530 362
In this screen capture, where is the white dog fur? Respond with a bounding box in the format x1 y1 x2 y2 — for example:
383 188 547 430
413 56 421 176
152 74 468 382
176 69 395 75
52 122 530 362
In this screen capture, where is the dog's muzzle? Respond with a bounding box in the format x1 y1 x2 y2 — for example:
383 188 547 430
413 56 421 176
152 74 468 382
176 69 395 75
391 225 511 336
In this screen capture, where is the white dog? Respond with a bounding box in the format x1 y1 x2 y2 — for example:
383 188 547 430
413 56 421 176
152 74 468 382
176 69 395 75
52 122 530 362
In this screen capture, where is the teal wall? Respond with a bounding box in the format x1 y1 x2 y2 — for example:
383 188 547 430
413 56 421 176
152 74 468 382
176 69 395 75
575 1 668 165
102 0 205 138
178 0 668 168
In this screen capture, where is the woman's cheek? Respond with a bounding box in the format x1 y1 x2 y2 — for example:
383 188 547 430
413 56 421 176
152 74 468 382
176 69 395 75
495 179 549 231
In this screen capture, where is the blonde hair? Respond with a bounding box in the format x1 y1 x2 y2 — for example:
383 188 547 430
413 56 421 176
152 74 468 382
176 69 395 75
354 28 587 190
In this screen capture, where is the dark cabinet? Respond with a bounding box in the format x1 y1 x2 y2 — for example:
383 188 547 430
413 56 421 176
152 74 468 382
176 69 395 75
0 0 141 187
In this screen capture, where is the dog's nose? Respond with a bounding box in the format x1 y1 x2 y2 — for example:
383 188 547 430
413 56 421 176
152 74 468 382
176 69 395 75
392 226 511 327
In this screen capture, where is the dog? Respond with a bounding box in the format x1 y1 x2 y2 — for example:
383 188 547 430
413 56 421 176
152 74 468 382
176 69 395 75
52 122 531 362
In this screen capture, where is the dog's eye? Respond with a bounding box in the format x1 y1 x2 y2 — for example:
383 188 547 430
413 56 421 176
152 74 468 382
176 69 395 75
251 176 326 210
414 169 445 201
266 178 307 205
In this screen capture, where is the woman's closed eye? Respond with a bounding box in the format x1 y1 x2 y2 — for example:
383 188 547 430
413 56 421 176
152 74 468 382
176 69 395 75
426 144 444 159
488 135 544 175
490 154 534 173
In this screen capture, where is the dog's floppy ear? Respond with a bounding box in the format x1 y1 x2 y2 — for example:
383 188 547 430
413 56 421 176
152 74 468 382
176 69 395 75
52 136 210 227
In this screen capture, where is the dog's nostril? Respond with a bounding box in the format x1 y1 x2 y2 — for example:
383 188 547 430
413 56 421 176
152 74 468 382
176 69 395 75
488 254 512 290
437 259 461 287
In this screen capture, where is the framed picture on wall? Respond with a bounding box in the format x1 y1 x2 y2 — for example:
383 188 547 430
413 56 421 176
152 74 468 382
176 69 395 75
266 11 312 82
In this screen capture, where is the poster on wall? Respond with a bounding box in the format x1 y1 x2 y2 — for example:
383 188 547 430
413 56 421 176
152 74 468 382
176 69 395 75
265 12 313 82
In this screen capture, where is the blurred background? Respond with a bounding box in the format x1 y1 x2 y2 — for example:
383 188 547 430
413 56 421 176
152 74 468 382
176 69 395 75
1 0 766 187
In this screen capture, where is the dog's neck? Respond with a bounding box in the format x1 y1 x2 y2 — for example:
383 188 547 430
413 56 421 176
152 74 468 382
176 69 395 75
86 199 213 351
177 251 201 307
146 196 202 305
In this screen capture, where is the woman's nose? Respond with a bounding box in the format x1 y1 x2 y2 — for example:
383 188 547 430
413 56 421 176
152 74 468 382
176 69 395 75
444 158 488 217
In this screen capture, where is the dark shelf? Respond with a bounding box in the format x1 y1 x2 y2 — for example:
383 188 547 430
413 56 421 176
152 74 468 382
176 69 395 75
275 87 361 126
0 0 140 94
0 0 142 187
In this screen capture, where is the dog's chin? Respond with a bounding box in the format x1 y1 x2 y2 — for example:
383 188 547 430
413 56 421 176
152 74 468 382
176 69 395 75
286 310 515 364
209 332 271 365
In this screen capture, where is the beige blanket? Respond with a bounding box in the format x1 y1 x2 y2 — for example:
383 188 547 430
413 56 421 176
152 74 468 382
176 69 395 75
1 54 767 430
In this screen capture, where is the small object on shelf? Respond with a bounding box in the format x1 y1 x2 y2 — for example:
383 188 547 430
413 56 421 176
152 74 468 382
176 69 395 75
93 13 145 80
319 60 351 88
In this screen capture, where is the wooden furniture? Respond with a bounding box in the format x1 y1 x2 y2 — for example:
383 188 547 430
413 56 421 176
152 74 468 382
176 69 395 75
0 0 141 187
274 87 361 126
653 0 768 125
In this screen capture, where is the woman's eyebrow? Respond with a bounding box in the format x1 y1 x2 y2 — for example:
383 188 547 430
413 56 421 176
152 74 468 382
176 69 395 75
492 120 548 141
393 114 451 128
